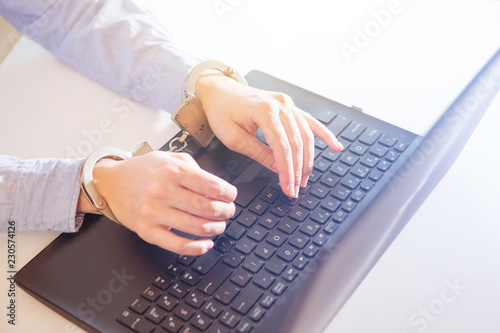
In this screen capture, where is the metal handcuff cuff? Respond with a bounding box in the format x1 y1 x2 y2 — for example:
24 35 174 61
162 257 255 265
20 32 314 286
80 60 248 223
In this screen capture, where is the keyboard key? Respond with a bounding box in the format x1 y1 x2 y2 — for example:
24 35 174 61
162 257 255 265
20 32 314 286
117 310 155 333
191 313 212 331
332 210 348 223
236 319 253 333
260 293 277 308
313 157 332 172
283 266 300 282
248 199 269 216
351 190 366 202
235 237 257 255
351 165 370 178
370 143 389 157
322 148 342 162
225 223 246 240
328 115 351 136
316 108 337 123
177 255 196 266
320 198 341 212
145 305 167 324
192 251 223 274
342 121 366 141
300 220 321 236
289 232 310 249
349 142 369 156
271 281 288 296
181 271 202 287
340 152 360 166
209 322 230 333
142 285 161 302
265 256 288 275
303 244 320 258
259 188 280 204
153 275 173 290
230 267 253 287
385 150 400 162
253 271 276 290
198 263 232 296
248 306 266 322
320 173 340 188
129 297 150 315
243 254 265 273
323 221 339 235
258 212 280 229
162 314 183 333
277 244 300 262
359 127 381 145
214 235 235 253
157 294 179 312
331 185 351 201
254 242 276 260
378 160 392 171
236 211 258 228
186 290 207 309
267 229 288 247
165 262 184 277
310 207 332 224
168 282 190 299
219 310 241 328
314 136 328 150
174 304 196 321
289 206 309 222
378 134 398 147
310 183 329 199
330 162 349 177
247 225 269 242
342 200 358 212
292 255 309 270
214 282 240 305
223 249 245 268
203 300 224 319
277 218 299 234
341 175 361 189
270 202 291 217
394 141 409 152
300 194 320 210
360 154 380 168
312 231 328 246
369 169 384 181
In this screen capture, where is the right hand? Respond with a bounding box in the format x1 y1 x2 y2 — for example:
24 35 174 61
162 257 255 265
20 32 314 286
82 151 237 256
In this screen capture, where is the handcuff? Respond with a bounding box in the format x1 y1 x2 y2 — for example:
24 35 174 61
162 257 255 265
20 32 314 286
80 60 247 223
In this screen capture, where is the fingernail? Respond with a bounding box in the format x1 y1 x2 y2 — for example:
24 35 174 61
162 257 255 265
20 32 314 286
204 240 214 252
271 162 278 173
287 184 296 198
300 176 309 188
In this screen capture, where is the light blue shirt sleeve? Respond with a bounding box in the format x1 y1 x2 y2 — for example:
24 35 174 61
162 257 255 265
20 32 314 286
0 0 207 232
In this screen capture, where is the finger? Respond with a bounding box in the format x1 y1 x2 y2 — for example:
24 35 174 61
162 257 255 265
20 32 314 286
254 109 295 197
278 105 304 197
302 111 344 152
140 224 215 256
170 186 236 220
293 110 315 187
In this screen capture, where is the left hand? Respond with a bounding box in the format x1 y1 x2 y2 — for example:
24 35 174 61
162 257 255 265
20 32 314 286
195 70 343 198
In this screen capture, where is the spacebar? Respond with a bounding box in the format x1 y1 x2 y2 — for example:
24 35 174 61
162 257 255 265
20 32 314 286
233 162 276 207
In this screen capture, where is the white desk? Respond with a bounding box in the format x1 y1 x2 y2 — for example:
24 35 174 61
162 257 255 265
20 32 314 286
1 1 500 332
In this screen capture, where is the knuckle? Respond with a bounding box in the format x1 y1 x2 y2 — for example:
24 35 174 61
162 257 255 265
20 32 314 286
293 134 304 151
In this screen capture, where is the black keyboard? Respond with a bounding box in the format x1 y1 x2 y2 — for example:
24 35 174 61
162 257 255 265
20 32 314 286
116 112 410 333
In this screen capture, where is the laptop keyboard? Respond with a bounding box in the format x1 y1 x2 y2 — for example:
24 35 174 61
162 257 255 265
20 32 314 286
116 111 410 333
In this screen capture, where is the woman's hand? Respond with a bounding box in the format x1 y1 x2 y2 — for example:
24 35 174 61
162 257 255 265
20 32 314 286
196 70 343 198
78 151 237 256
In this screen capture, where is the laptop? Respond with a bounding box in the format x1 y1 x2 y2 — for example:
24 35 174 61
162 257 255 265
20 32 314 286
15 46 500 333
